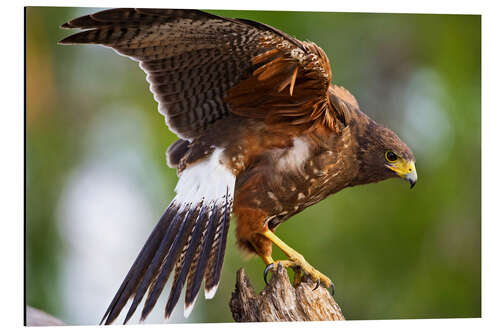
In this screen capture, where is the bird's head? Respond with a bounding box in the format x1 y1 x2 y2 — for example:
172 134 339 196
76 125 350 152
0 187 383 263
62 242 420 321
353 120 417 188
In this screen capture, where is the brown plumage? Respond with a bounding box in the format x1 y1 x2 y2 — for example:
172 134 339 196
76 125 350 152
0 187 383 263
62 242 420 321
59 8 417 324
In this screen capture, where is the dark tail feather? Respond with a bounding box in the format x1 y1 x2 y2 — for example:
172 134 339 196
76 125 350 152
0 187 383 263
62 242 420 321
100 203 179 325
139 205 199 321
121 206 190 324
101 189 233 324
164 206 208 319
183 205 219 315
204 192 232 297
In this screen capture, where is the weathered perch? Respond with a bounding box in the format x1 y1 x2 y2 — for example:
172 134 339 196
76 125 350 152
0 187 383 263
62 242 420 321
230 264 345 321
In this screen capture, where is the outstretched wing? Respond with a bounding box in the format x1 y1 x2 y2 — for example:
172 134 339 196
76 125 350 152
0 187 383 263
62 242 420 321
59 8 347 140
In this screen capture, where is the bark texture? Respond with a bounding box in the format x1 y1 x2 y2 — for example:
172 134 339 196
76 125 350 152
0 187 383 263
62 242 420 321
230 264 345 322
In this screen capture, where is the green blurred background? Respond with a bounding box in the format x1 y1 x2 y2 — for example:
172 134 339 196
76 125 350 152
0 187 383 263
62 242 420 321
26 7 481 325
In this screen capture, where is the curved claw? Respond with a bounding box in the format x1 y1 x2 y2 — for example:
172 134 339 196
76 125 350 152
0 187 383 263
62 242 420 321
329 282 335 296
263 263 274 285
312 279 320 291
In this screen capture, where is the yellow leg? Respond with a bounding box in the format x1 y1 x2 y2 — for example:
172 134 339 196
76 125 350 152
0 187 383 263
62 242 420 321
249 238 274 265
260 254 274 266
259 230 333 289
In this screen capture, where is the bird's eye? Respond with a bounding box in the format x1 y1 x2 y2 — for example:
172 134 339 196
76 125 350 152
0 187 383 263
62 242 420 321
385 151 399 163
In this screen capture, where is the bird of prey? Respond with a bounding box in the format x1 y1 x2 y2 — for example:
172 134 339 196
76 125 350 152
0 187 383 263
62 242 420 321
59 8 417 324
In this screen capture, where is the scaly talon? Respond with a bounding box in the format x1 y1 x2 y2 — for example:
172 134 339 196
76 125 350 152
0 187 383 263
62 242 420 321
258 230 335 293
263 263 274 285
313 279 320 291
329 282 335 296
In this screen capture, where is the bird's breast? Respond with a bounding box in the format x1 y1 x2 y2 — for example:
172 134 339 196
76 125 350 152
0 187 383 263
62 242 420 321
233 129 357 230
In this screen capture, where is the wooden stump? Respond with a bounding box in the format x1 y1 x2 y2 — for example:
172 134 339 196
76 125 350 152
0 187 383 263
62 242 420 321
229 264 345 322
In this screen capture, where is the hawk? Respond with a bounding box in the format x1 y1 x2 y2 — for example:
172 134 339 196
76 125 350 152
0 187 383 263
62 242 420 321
59 8 417 324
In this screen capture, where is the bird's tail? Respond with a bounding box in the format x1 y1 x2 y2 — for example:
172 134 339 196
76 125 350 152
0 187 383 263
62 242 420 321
100 149 235 324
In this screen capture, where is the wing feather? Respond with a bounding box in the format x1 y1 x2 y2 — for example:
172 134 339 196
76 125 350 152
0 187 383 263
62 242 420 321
59 8 348 139
59 8 269 139
226 40 347 133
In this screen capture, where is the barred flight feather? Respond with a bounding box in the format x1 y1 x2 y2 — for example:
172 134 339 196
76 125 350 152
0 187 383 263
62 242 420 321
59 8 270 139
59 8 348 140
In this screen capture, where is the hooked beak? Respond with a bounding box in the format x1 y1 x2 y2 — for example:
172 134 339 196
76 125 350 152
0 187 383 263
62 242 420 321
405 168 418 189
387 160 418 189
